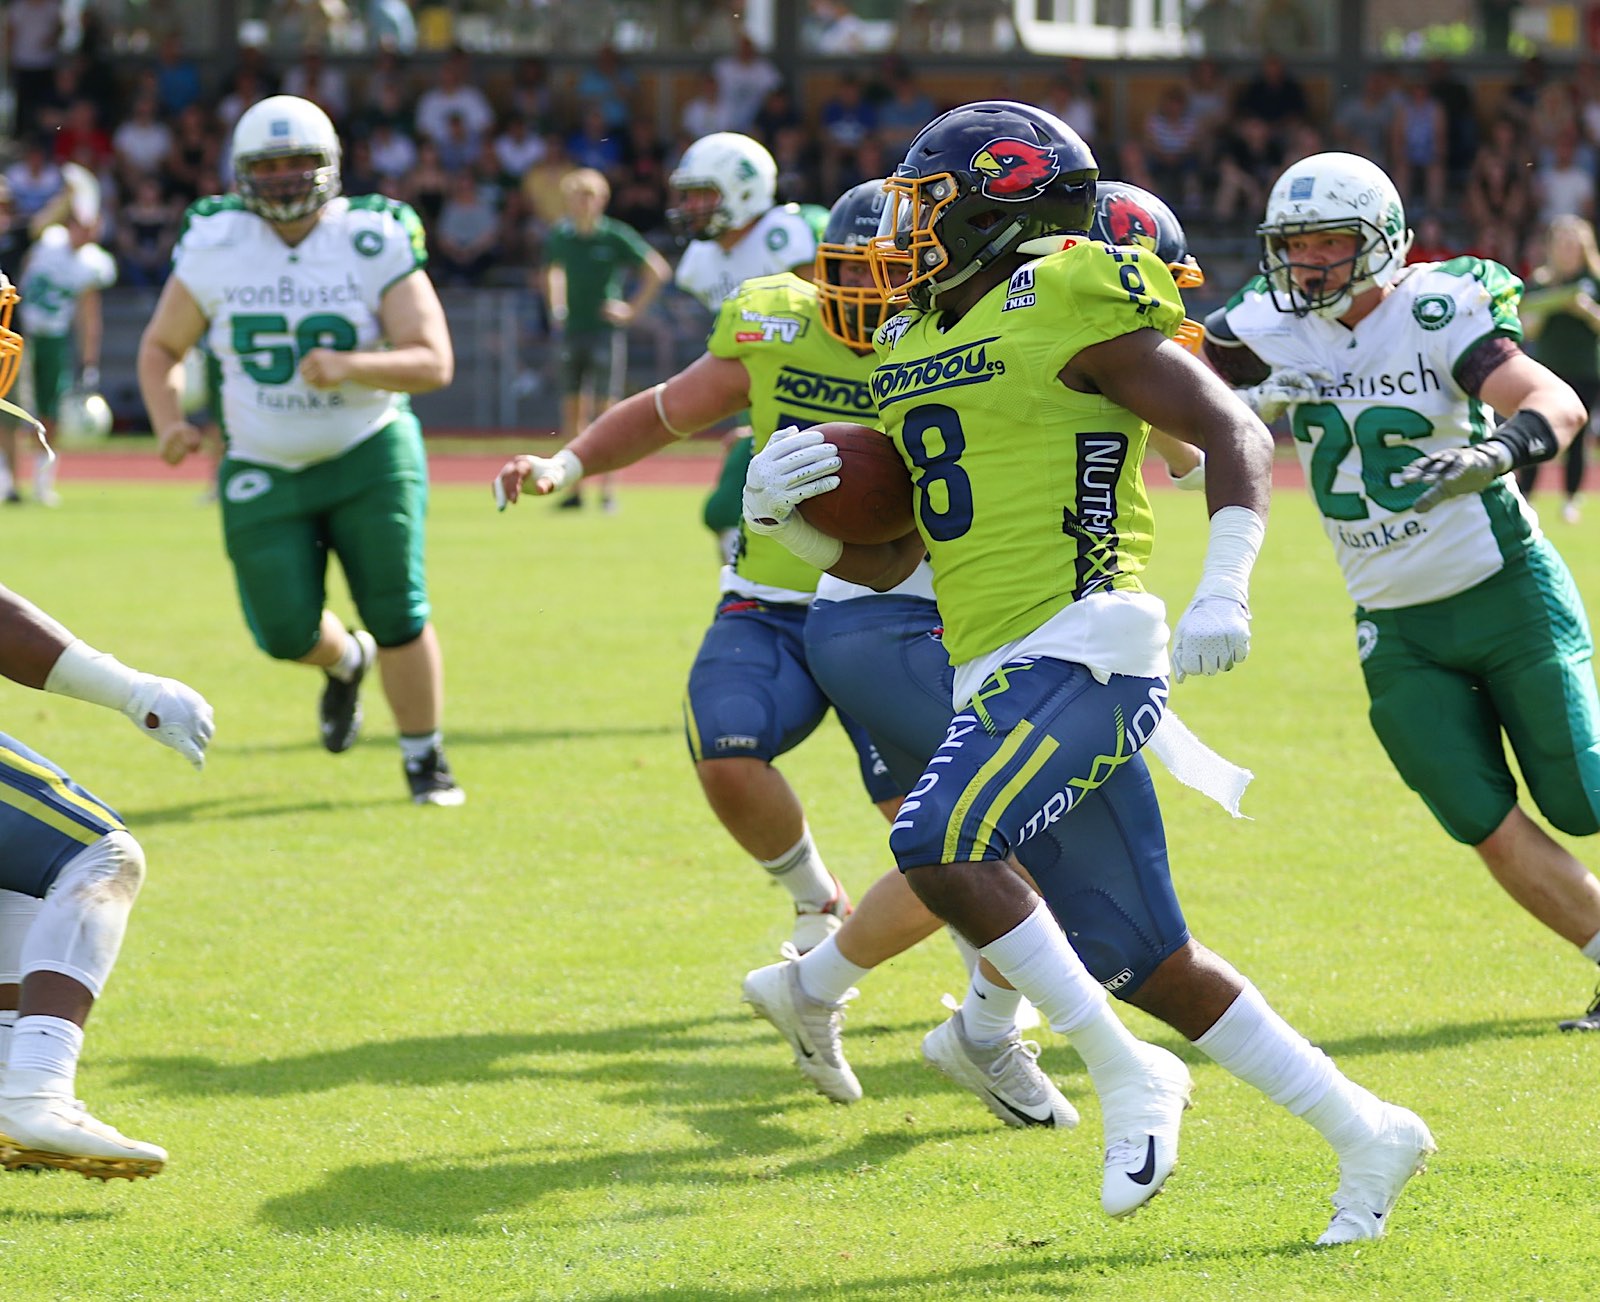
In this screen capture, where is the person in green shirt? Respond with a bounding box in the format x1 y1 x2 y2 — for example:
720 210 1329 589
542 169 670 513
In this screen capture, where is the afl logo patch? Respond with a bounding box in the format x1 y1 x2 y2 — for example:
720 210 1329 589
1412 294 1454 330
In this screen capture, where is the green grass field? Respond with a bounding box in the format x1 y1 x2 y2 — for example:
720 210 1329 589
2 478 1597 1301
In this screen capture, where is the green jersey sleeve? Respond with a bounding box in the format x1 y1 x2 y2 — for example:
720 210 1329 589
1417 256 1523 385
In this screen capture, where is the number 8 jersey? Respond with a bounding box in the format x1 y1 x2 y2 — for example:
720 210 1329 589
171 194 428 470
1208 257 1539 609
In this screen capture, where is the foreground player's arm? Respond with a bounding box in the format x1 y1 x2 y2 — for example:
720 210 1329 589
1401 345 1589 512
0 583 214 769
496 352 751 507
301 269 454 393
136 274 209 466
1072 329 1273 679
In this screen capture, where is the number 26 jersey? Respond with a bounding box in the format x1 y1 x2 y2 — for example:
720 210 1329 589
172 194 428 470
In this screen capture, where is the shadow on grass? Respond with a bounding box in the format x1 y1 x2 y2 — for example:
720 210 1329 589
118 794 400 826
219 722 678 757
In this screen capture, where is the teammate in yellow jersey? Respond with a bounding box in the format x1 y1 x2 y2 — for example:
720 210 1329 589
0 271 214 1178
746 101 1432 1241
495 184 901 957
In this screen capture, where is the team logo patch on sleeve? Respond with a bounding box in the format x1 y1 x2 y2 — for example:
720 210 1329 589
353 230 385 258
1412 294 1455 330
972 138 1060 200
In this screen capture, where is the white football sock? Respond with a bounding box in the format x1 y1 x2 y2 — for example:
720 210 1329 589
961 967 1023 1044
1194 981 1377 1150
980 900 1142 1078
3 1016 84 1099
794 935 870 1005
399 731 442 763
327 629 370 683
1581 927 1600 964
758 829 836 909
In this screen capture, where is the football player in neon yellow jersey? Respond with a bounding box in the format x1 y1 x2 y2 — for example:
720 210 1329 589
1207 151 1600 1032
746 102 1433 1240
495 183 899 958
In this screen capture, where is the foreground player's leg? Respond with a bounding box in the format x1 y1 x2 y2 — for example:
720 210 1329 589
0 833 165 1179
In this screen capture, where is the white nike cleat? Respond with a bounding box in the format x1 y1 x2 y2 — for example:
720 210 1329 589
790 878 852 955
1097 1043 1193 1218
0 1093 166 1180
742 948 861 1103
922 1003 1078 1129
1316 1104 1435 1246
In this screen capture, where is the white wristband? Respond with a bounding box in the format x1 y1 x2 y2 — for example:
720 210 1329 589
1194 505 1265 605
765 512 844 570
43 639 140 712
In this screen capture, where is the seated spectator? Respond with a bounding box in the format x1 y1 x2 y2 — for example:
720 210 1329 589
508 57 556 133
1469 219 1527 277
356 46 409 122
437 112 482 174
575 42 637 133
873 67 937 160
0 178 22 271
680 72 725 141
771 123 815 204
154 32 203 115
282 46 350 125
612 119 668 238
217 69 269 135
368 118 419 185
1467 116 1534 236
52 100 112 171
1536 128 1595 224
1407 214 1457 264
1039 59 1101 143
520 133 576 257
1282 121 1326 167
343 136 381 197
415 49 494 150
1212 115 1281 224
494 116 548 185
352 75 410 138
714 33 781 134
34 59 86 137
6 138 63 226
754 84 804 148
112 92 174 188
1138 85 1201 213
1234 52 1308 148
404 139 450 229
1331 67 1398 168
433 168 501 285
567 105 625 178
161 104 219 204
1389 72 1447 218
1186 58 1230 152
1427 57 1479 180
113 176 179 287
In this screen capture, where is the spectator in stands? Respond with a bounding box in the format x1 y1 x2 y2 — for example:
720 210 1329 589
405 139 450 229
520 132 577 252
1136 85 1202 214
113 176 179 288
1537 129 1595 225
359 46 410 119
1530 79 1590 171
112 92 174 190
415 49 494 150
1406 214 1457 264
771 123 815 204
7 0 61 137
34 61 86 138
613 119 669 236
0 180 20 272
818 74 876 197
1502 54 1549 129
567 105 626 179
217 69 269 135
1234 53 1308 149
282 46 350 125
221 42 281 101
508 57 556 133
1389 71 1447 218
353 75 411 138
368 117 419 186
872 65 938 160
154 33 203 116
52 101 113 173
808 0 874 54
576 42 638 134
1426 57 1479 182
437 112 482 175
714 33 782 134
1466 116 1534 239
1331 67 1398 167
754 84 804 148
681 72 725 142
1212 114 1281 224
433 168 501 286
1186 58 1230 151
1040 59 1101 144
494 115 547 183
343 136 381 197
5 141 63 230
161 105 219 204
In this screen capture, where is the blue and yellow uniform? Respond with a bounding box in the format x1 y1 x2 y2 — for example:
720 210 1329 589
683 273 896 801
859 239 1193 987
0 732 124 897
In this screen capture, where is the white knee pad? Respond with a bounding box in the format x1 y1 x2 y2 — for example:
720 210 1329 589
0 890 44 989
21 830 146 1000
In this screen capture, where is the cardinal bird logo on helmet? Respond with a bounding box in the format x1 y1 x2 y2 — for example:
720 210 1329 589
1105 193 1160 252
971 138 1060 201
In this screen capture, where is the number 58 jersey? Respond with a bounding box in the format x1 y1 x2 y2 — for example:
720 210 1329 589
1210 258 1539 609
172 195 428 470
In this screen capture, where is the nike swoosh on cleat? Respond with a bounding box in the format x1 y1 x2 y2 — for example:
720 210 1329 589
1126 1136 1158 1185
986 1089 1052 1126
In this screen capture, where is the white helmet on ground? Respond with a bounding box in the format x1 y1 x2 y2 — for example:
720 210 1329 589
1257 151 1413 320
667 132 776 240
231 94 342 224
56 388 113 444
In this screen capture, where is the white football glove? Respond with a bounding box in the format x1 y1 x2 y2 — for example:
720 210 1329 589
1239 368 1331 423
1171 596 1252 683
1169 454 1206 492
1397 442 1514 513
122 675 215 770
742 424 841 528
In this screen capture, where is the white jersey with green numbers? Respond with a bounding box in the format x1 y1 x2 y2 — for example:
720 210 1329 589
18 225 116 338
707 271 879 602
1215 258 1539 609
171 194 428 471
871 239 1186 676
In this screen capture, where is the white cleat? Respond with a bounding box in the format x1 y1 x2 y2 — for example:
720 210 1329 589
922 1003 1078 1129
1097 1043 1193 1218
0 1093 166 1181
742 949 862 1103
790 879 852 955
1316 1104 1435 1246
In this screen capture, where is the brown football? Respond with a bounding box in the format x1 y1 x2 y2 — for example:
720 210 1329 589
796 422 916 546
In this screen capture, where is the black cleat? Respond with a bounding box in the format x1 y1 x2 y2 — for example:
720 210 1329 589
405 746 465 806
319 629 375 753
1558 982 1600 1031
